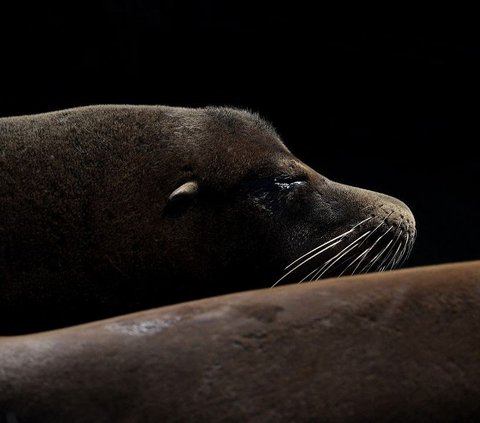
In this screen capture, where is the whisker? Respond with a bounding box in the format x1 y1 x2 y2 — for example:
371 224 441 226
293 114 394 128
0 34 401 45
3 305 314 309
378 245 399 272
395 231 410 268
310 243 360 281
311 230 371 280
398 231 417 268
284 216 373 270
350 213 392 252
400 238 414 267
391 238 408 269
298 265 322 284
351 229 391 275
338 246 371 277
357 226 394 273
405 232 416 260
397 234 410 267
373 220 404 271
274 218 375 287
376 230 403 271
385 238 404 270
361 236 394 274
272 212 416 288
338 213 393 276
271 238 343 288
284 234 345 271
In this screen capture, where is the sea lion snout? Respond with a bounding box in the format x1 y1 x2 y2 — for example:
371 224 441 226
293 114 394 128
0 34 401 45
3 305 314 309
273 171 416 285
327 181 416 236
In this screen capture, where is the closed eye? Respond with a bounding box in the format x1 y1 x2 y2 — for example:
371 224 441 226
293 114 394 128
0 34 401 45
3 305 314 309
273 178 307 190
238 174 308 194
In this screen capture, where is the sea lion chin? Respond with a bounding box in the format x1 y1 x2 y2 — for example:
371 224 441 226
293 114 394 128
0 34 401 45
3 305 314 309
0 105 416 334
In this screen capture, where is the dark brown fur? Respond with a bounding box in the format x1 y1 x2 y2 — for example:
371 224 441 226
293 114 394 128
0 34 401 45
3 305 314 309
1 105 415 334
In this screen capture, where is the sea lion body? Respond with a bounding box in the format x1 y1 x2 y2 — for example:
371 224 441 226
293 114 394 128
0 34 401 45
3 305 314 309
1 105 415 333
1 262 479 422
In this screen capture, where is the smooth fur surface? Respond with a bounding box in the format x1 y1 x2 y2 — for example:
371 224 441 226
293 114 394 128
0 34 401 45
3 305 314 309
1 105 415 334
1 261 479 422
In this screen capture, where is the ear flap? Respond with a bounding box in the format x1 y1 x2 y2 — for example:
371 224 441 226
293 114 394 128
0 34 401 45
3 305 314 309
169 181 199 201
166 181 199 213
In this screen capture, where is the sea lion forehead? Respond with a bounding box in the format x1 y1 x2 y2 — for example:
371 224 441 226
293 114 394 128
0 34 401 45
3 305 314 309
196 106 293 174
203 107 288 149
203 106 274 131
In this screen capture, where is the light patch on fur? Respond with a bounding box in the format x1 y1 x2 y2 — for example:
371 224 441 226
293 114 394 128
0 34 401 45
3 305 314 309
193 305 233 322
105 316 181 336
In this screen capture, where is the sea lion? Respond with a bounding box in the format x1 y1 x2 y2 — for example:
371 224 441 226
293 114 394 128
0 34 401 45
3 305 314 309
1 261 479 422
0 105 416 334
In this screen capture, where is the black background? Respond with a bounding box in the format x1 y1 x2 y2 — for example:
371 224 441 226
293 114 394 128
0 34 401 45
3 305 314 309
1 2 479 269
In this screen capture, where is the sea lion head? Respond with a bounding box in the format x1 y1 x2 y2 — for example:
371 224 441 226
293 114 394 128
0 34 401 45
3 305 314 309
120 106 416 299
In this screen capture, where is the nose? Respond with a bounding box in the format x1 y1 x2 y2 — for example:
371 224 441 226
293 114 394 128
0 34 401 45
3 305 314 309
329 181 416 239
372 191 416 230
